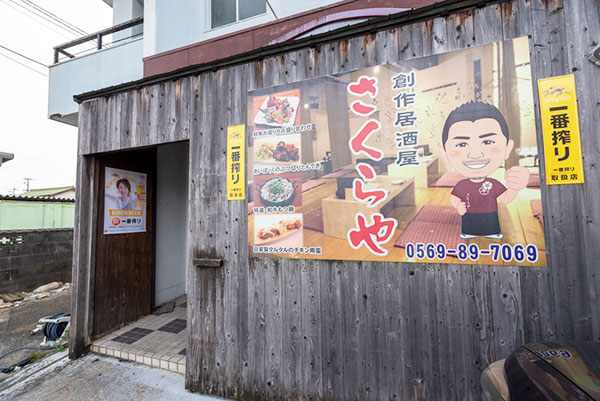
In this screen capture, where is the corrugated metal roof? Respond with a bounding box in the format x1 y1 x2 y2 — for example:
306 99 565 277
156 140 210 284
0 195 75 203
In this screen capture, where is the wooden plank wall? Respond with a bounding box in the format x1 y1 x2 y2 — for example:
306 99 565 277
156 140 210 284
78 78 193 154
73 0 600 399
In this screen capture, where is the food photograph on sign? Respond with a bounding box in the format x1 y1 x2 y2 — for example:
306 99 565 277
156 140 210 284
247 36 545 266
254 213 304 249
103 167 147 235
253 133 302 167
253 172 303 208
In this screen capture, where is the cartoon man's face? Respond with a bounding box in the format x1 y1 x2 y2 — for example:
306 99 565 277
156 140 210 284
441 118 514 178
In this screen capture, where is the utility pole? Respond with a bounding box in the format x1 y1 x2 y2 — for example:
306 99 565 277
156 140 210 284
23 178 33 192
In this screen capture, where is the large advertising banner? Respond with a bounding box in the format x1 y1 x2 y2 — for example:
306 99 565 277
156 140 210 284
247 37 546 266
103 167 147 235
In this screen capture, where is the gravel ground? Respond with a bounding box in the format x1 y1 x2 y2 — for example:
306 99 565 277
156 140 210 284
0 289 71 368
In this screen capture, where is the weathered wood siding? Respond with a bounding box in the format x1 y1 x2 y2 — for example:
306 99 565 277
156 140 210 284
78 79 193 154
72 0 600 399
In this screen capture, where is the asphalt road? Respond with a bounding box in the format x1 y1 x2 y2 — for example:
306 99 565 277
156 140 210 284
0 289 71 368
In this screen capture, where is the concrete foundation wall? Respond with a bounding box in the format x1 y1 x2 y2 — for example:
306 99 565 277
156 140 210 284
0 229 73 294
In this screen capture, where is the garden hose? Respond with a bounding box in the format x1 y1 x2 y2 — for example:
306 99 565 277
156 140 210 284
0 346 57 373
0 313 71 373
42 313 70 341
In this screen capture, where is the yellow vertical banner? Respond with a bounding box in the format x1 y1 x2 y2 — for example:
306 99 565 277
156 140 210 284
227 125 246 200
538 74 585 185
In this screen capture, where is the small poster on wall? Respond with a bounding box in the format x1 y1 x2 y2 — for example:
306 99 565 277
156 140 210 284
227 124 246 200
538 74 585 185
103 167 147 235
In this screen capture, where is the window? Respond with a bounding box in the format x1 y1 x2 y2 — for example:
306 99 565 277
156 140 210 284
211 0 266 29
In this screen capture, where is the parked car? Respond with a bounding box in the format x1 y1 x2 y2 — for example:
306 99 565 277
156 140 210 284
481 342 600 400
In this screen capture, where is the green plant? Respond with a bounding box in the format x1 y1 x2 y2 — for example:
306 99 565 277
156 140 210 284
54 328 70 352
30 351 46 363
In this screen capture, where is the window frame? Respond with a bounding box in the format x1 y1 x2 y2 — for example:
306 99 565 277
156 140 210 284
209 0 268 30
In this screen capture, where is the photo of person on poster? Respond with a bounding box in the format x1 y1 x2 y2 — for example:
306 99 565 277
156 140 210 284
440 101 530 239
105 177 145 210
103 167 147 235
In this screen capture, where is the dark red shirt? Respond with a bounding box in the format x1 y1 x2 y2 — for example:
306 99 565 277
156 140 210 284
451 178 507 214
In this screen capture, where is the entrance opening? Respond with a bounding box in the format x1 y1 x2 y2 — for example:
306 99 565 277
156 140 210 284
90 141 189 375
155 141 188 307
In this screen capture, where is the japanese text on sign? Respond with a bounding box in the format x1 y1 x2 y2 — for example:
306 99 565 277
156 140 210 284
538 74 584 185
393 71 419 167
227 125 246 200
346 76 397 256
247 37 545 267
103 167 147 235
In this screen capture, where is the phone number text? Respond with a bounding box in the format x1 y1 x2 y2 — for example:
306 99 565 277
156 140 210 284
405 243 538 263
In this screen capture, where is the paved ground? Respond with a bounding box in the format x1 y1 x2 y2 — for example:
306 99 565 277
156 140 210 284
0 352 231 401
0 289 71 367
0 290 231 400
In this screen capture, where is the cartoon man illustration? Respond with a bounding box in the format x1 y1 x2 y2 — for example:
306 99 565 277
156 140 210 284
439 101 530 239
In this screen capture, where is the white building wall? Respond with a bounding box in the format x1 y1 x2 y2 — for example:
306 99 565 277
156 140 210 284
113 0 144 41
49 0 368 124
48 37 143 125
143 0 343 57
155 141 189 306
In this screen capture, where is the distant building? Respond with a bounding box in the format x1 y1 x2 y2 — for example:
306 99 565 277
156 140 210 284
0 195 75 230
21 186 76 200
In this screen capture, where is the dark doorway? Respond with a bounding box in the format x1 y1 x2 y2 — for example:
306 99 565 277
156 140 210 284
92 147 156 339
